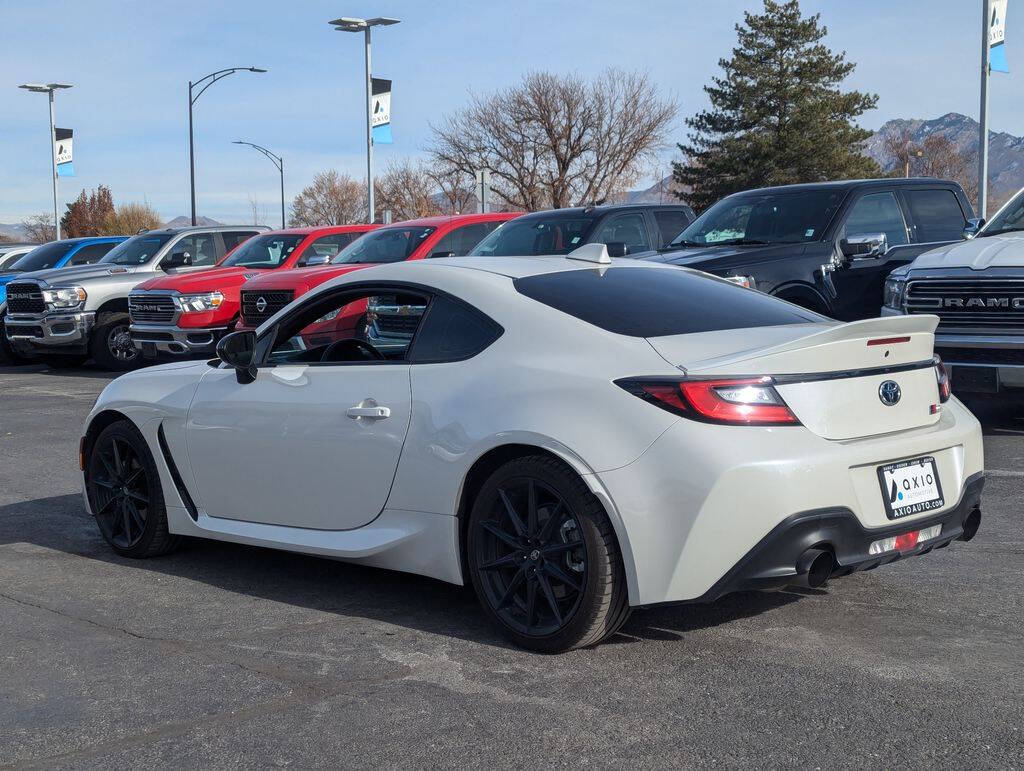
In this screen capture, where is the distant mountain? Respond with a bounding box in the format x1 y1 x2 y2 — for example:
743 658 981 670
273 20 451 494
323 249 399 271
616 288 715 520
862 112 1024 201
163 215 223 228
0 223 30 240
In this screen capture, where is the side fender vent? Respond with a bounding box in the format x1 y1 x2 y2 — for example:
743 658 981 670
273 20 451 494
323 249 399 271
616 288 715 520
157 424 199 522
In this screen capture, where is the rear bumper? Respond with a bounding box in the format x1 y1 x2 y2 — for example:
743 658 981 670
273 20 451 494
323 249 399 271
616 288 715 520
130 323 229 356
672 472 984 606
5 311 94 352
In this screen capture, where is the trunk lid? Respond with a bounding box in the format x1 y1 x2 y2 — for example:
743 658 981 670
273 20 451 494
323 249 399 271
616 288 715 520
647 316 942 440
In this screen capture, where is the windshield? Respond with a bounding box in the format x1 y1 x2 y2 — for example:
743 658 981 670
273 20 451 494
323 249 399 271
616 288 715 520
9 241 75 272
980 189 1024 236
470 215 597 256
671 190 845 247
221 233 304 268
331 226 435 264
100 233 174 265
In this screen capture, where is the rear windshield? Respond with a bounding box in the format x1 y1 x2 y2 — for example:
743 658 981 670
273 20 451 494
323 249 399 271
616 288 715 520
470 214 597 256
514 267 824 337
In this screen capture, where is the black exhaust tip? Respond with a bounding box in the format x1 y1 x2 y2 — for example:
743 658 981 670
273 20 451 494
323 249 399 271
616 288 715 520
960 509 981 542
794 547 835 589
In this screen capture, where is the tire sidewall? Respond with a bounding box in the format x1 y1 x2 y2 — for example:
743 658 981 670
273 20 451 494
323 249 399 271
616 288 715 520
91 313 139 371
467 457 617 653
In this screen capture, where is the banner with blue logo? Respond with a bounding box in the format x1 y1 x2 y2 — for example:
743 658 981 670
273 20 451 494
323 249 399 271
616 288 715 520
991 0 1009 73
55 127 74 177
371 77 392 144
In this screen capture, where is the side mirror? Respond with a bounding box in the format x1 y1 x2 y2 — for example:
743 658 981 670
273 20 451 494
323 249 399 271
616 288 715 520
604 241 628 258
302 253 332 267
162 250 192 269
840 233 888 260
963 218 985 239
216 330 257 384
429 250 455 259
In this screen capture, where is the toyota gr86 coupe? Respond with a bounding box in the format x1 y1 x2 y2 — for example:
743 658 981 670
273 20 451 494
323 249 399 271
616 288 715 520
81 246 984 652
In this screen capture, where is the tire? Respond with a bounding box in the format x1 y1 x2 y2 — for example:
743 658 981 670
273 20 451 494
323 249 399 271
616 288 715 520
467 455 630 653
90 312 141 371
85 420 181 558
38 354 89 369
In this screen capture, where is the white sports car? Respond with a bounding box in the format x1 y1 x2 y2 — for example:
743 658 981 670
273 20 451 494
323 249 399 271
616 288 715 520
81 247 984 652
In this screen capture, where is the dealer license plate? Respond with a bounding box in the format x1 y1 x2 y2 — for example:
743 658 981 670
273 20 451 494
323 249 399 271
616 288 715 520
877 456 944 520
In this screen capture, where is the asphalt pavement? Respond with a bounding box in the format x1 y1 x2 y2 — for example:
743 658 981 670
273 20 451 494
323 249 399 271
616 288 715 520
1 364 1022 768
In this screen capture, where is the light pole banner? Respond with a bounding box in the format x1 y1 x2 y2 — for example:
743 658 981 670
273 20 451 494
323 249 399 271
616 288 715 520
371 77 392 144
991 0 1009 72
55 127 74 177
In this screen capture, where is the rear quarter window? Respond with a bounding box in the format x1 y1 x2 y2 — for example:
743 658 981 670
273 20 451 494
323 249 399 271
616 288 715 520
514 267 824 337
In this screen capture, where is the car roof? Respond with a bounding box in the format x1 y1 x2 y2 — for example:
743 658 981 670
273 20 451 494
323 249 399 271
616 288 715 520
135 225 267 236
510 203 691 220
731 178 959 197
380 212 522 228
380 254 675 280
246 225 376 236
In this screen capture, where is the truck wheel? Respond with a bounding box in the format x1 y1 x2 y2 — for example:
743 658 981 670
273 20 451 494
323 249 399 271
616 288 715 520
90 312 140 371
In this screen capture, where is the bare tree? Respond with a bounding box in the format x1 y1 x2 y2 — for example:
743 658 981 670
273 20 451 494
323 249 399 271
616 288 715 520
427 163 476 214
428 69 677 210
0 233 15 244
375 160 444 221
883 127 918 178
289 171 366 226
248 195 267 226
101 202 162 235
918 135 978 203
22 213 56 242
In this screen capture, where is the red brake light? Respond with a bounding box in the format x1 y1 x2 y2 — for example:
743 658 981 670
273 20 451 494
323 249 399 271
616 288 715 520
867 336 911 346
620 377 800 426
934 355 951 403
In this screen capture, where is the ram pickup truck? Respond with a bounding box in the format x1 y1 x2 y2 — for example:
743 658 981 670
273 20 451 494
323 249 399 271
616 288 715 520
4 225 264 369
882 186 1024 398
237 213 521 340
128 224 376 359
0 236 126 364
645 178 978 320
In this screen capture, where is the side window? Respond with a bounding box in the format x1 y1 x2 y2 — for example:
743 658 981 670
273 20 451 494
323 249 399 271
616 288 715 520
593 213 651 255
68 242 117 265
842 192 909 247
176 234 219 266
410 295 502 362
653 210 693 246
431 222 501 257
222 231 256 254
266 288 427 366
299 233 359 265
904 190 967 242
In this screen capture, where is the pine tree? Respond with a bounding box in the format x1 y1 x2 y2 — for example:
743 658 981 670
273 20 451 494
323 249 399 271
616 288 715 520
674 0 881 212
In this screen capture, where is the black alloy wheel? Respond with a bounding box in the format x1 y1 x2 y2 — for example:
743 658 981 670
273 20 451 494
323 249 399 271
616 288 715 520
86 421 180 558
468 456 630 652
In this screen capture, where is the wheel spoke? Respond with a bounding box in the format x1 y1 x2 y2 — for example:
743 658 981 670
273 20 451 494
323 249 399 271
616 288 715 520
535 569 563 625
479 552 519 571
125 488 149 505
495 565 526 610
536 501 565 543
526 480 537 537
93 477 116 491
120 500 132 541
544 561 582 593
498 488 527 537
481 520 520 550
111 440 125 477
540 540 579 556
98 451 118 481
524 576 537 628
126 500 146 533
124 467 144 486
95 493 118 516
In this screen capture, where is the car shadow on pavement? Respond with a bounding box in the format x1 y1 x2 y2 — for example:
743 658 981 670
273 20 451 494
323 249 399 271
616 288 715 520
966 398 1024 436
0 493 804 651
0 362 117 379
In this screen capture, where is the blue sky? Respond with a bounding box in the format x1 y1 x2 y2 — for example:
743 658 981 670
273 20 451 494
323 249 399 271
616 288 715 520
1 0 1019 224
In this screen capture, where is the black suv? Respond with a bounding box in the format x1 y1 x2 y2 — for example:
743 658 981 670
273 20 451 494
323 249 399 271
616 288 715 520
645 179 977 320
468 204 696 259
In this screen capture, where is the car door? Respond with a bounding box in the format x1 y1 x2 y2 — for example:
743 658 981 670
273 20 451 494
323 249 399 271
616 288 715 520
184 284 420 530
829 190 915 320
160 233 221 274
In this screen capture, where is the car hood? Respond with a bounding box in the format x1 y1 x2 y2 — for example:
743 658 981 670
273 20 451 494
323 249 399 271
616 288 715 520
16 262 143 285
241 263 373 293
646 243 808 270
135 266 268 293
907 232 1024 271
0 272 21 287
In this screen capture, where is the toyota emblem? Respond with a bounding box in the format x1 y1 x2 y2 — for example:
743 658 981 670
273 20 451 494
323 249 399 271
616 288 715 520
878 380 902 406
255 296 268 314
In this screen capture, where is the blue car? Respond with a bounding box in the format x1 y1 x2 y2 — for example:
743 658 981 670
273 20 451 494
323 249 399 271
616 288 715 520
1 236 127 363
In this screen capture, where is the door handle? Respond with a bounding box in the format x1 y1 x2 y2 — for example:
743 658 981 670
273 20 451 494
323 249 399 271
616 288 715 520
346 405 391 419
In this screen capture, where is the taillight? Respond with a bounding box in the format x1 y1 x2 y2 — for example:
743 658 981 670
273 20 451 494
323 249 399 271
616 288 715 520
934 355 951 403
617 377 800 426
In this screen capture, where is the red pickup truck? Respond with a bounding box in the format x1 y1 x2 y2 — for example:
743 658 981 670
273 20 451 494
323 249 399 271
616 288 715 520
236 213 521 344
128 225 376 358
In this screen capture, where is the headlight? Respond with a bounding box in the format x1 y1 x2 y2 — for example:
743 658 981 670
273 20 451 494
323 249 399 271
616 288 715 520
175 292 223 313
883 277 906 309
42 286 87 309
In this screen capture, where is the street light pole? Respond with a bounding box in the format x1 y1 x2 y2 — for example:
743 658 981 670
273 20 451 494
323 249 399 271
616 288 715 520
329 16 401 224
978 0 991 219
188 67 267 226
233 140 285 229
18 82 73 240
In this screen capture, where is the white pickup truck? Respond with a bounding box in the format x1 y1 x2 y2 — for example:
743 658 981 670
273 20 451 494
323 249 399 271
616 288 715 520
882 187 1024 398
